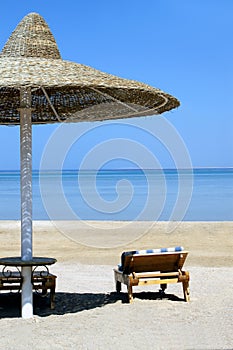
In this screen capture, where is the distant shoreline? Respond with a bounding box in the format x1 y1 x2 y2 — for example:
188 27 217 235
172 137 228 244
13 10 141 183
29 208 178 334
0 221 232 267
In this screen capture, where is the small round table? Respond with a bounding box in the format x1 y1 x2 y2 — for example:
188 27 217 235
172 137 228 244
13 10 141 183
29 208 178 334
0 256 56 267
0 256 57 309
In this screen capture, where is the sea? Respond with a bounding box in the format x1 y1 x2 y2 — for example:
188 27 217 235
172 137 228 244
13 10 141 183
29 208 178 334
0 168 232 221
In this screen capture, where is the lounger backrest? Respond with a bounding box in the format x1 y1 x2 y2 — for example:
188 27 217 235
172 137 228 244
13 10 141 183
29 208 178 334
122 251 188 274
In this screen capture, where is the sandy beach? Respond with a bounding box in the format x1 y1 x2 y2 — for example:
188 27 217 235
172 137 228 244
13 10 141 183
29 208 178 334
0 220 233 349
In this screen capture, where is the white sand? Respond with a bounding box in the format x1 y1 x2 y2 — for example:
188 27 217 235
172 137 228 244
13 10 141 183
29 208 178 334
0 221 232 349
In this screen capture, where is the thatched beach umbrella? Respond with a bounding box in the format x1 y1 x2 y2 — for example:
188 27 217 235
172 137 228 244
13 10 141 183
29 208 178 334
0 13 179 318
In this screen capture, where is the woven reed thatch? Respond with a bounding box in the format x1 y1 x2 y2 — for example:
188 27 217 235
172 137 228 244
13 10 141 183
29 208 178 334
0 13 180 125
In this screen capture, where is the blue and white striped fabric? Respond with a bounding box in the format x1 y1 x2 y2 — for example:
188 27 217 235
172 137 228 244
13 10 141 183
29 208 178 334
134 246 184 254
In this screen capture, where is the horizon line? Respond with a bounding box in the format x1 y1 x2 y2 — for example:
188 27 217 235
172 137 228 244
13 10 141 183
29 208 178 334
0 166 232 172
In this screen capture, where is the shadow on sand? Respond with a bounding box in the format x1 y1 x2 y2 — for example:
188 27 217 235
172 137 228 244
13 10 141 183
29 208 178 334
0 290 184 318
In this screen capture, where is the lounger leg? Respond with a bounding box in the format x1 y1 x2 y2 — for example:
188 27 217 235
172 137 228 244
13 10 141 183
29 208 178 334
160 283 167 292
182 272 190 302
128 285 133 303
116 281 121 293
42 280 47 296
182 281 190 302
50 287 55 309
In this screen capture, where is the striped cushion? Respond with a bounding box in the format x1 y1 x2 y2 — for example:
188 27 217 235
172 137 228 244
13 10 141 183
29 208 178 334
134 246 184 254
119 246 184 271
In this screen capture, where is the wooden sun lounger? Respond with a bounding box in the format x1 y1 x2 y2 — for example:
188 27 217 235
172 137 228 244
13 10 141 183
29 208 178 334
114 249 190 303
0 271 57 309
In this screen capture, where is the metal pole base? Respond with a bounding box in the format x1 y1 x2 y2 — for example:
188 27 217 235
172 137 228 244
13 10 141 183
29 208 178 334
21 266 33 318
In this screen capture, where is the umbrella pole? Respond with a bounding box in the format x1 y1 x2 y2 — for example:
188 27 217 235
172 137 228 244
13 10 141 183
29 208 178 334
20 87 33 318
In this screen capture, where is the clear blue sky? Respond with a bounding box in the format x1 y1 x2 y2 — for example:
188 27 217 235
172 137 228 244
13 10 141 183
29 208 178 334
0 0 232 170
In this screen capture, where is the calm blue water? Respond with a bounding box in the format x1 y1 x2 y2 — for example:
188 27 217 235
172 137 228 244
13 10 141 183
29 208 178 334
0 168 232 221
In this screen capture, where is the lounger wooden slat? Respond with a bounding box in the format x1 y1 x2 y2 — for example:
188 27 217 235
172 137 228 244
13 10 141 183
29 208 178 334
138 278 179 286
131 271 180 279
114 249 190 303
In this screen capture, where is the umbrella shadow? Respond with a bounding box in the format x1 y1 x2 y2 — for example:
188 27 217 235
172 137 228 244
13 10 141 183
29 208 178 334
0 291 123 318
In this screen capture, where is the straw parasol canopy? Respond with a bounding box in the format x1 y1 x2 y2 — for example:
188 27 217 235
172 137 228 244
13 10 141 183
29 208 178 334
0 12 179 125
0 13 180 318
